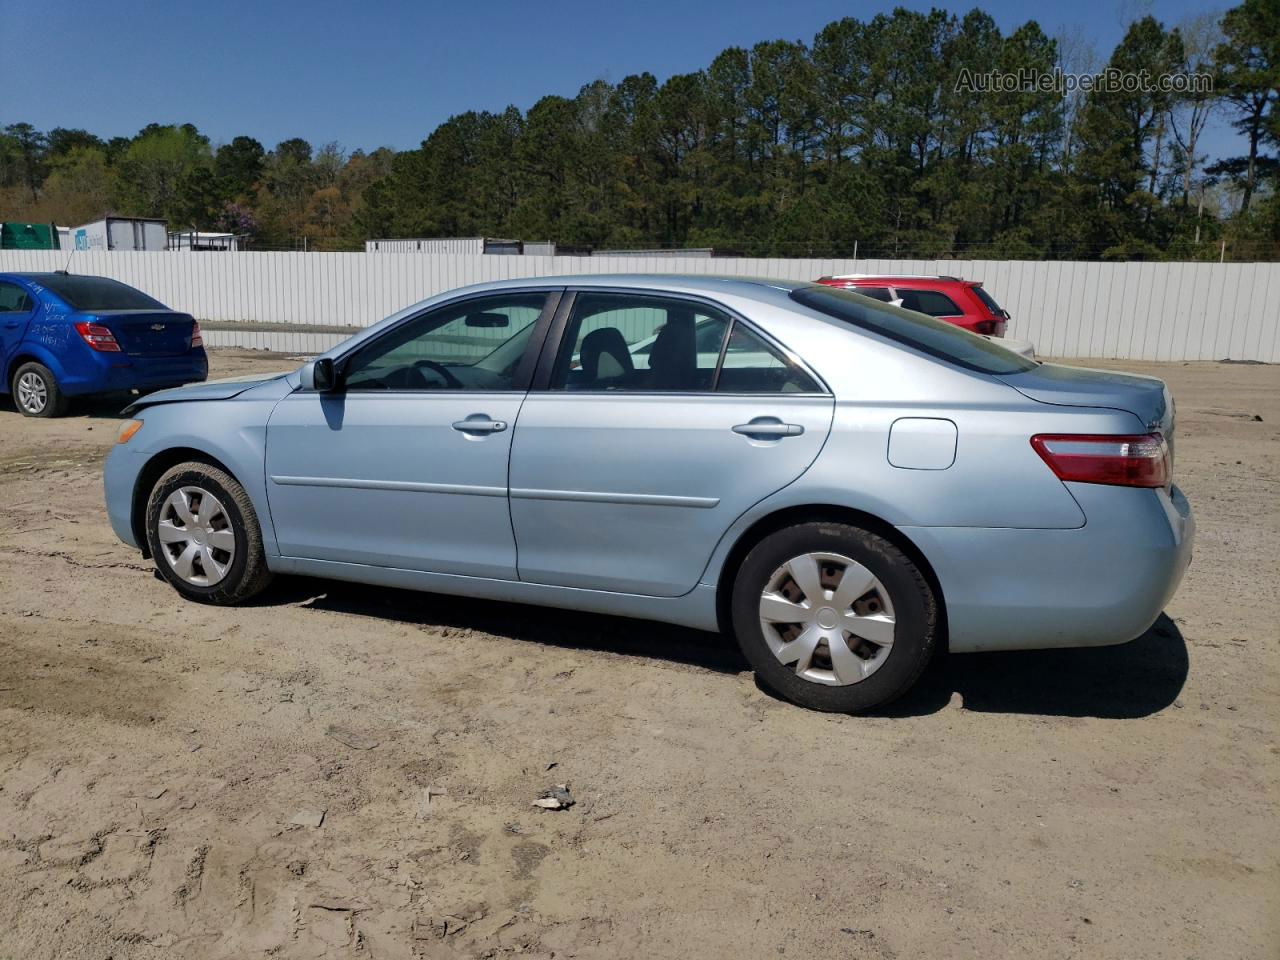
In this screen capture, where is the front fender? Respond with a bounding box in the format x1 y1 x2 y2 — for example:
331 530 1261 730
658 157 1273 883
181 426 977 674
115 391 287 557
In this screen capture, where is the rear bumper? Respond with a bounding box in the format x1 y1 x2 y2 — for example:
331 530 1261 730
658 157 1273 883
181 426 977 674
904 483 1194 653
60 348 208 396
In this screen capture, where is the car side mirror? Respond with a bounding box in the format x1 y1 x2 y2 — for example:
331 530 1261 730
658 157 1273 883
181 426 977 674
301 357 337 392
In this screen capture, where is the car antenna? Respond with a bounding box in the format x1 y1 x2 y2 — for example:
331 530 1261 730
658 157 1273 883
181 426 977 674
57 246 76 275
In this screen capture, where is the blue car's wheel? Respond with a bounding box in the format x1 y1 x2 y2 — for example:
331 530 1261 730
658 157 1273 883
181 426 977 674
145 461 274 604
12 362 68 418
731 522 938 713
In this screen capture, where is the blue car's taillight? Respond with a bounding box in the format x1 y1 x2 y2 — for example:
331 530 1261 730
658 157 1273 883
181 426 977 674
74 321 121 352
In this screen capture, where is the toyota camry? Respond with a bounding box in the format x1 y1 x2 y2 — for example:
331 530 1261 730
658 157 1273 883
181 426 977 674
103 276 1194 711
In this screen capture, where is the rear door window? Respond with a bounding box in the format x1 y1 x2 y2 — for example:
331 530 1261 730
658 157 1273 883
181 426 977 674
0 281 32 313
851 286 893 302
548 291 823 394
550 293 730 392
896 288 962 317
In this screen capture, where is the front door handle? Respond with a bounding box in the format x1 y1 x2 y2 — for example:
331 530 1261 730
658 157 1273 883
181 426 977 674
452 415 508 435
733 417 804 439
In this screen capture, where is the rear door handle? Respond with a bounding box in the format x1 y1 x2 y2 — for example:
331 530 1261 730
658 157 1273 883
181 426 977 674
452 415 507 435
733 418 804 439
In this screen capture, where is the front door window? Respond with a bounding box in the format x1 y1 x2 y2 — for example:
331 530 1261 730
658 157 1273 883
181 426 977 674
343 293 548 392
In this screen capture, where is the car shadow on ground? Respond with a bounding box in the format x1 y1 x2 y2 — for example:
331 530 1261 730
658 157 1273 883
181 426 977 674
869 613 1189 719
256 577 1188 719
272 577 747 675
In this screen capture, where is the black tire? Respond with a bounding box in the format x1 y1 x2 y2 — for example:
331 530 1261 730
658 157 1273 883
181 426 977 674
12 361 69 418
730 522 938 713
145 461 274 604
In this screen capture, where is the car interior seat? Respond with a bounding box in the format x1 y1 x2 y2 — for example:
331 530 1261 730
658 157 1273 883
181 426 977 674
579 327 634 388
647 312 697 390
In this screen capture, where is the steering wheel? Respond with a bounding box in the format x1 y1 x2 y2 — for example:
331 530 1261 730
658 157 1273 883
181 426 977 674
412 359 464 389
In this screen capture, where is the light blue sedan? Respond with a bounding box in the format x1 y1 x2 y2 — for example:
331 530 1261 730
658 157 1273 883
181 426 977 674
103 276 1194 711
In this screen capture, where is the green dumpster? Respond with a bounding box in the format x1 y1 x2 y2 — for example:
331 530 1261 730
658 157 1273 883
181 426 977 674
0 222 61 250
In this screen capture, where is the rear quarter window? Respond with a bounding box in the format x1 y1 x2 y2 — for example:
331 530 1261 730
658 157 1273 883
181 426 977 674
897 288 962 317
971 285 1006 316
788 285 1036 375
34 275 165 311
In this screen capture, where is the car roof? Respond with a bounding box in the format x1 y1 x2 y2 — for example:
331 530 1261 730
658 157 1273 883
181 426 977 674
1 271 814 301
0 271 133 279
825 274 975 286
454 273 812 296
0 271 116 284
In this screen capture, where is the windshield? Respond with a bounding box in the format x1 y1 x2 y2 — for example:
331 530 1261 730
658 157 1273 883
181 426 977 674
35 274 165 311
788 285 1036 375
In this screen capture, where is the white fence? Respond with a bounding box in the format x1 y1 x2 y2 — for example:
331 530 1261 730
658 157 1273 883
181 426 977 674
1 249 1277 361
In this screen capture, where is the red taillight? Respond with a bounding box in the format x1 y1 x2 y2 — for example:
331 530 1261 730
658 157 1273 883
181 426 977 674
74 321 121 353
974 320 996 335
190 321 203 349
1031 433 1170 488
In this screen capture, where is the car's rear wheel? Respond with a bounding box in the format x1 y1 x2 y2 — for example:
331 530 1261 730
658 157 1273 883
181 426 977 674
730 521 938 712
145 461 273 604
12 362 68 418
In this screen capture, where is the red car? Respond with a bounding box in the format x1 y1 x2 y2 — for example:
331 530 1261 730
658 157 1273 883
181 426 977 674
816 274 1010 337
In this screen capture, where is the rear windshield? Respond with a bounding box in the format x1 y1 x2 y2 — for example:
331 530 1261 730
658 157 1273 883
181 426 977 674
35 274 165 311
789 285 1036 375
970 285 1005 316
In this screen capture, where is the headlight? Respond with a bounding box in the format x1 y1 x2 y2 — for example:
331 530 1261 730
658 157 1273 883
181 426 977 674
117 419 144 444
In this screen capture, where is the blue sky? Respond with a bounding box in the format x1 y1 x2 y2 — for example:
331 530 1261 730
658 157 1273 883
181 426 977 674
2 0 1239 158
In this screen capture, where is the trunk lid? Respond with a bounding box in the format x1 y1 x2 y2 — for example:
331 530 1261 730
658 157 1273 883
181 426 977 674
996 362 1175 455
91 310 196 357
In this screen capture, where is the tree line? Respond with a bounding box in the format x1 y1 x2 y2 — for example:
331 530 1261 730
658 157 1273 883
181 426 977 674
1 2 1276 260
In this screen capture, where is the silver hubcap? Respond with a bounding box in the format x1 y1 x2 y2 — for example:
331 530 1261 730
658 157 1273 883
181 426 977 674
157 487 236 586
759 552 896 686
16 372 47 414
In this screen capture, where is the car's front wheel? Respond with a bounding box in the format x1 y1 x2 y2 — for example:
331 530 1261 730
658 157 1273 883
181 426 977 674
12 361 68 418
145 461 274 604
731 521 938 712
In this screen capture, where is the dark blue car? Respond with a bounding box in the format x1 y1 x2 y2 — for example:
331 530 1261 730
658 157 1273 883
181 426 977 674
0 272 207 417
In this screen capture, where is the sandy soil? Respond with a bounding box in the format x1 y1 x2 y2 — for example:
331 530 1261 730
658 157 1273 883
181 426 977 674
1 350 1276 960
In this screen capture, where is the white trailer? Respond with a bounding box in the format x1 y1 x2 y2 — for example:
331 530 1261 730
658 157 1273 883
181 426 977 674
366 237 486 254
68 217 168 251
364 237 525 255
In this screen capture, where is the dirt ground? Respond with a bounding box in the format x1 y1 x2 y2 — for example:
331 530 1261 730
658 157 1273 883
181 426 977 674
0 349 1276 960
